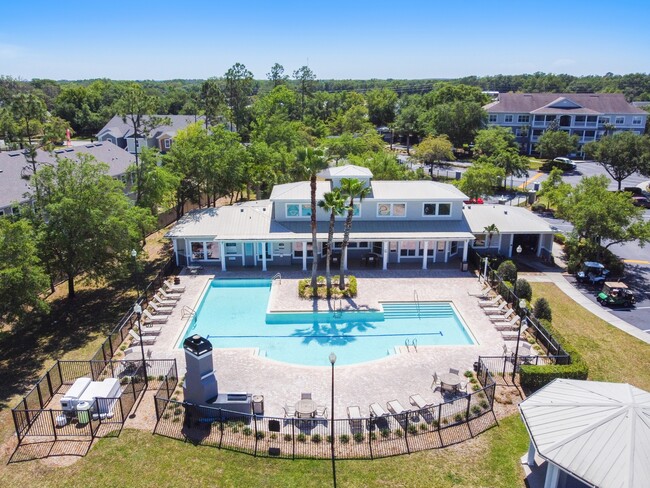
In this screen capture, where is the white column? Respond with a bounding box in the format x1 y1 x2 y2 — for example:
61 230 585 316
302 241 307 271
382 241 388 270
543 463 560 488
444 241 449 263
241 243 245 266
536 234 544 257
203 242 208 261
185 239 189 264
220 242 226 271
397 242 402 263
261 242 267 271
343 246 348 271
508 234 514 258
173 239 179 265
432 241 437 263
527 440 536 467
422 241 428 270
462 239 469 262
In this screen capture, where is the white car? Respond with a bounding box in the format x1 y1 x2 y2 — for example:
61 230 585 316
552 157 577 170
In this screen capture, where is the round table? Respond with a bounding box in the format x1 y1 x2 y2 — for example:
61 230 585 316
439 372 461 390
295 399 317 418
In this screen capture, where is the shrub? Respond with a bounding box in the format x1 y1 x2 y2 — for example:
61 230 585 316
270 433 277 440
380 429 391 438
515 278 532 301
353 432 364 443
454 414 463 423
472 384 480 391
297 433 307 443
419 423 428 431
242 427 252 436
533 297 552 322
554 233 566 245
284 433 292 442
497 260 517 283
479 400 489 409
497 280 513 300
432 420 440 428
394 429 403 437
407 425 418 435
370 432 377 440
255 431 265 440
311 434 322 443
531 202 546 213
339 434 350 444
463 370 473 378
471 405 482 415
326 435 333 444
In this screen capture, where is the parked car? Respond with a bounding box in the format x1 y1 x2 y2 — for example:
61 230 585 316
624 186 650 198
541 157 577 172
576 261 609 285
631 196 650 209
597 282 635 307
463 198 484 204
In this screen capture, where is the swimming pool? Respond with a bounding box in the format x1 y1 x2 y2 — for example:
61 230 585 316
179 279 475 366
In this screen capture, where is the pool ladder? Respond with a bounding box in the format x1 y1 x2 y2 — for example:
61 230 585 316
333 298 343 318
413 290 421 319
405 338 418 352
181 305 196 319
272 272 282 284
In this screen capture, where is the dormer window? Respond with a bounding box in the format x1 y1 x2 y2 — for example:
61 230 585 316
423 202 451 216
377 203 406 217
286 203 311 218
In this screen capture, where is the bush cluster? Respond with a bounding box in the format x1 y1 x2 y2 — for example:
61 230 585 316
533 297 552 322
298 275 358 298
515 278 532 302
496 260 517 283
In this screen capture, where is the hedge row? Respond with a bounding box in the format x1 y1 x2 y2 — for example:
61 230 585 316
519 319 589 391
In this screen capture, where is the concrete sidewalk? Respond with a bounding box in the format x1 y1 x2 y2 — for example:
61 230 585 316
522 270 650 345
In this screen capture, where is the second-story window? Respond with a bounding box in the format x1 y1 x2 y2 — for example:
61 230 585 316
423 203 451 216
504 115 513 123
377 203 406 217
615 116 625 125
633 116 643 125
517 115 530 123
488 114 497 123
286 204 312 218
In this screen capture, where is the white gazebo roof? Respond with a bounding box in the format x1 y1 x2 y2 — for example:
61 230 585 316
519 378 650 488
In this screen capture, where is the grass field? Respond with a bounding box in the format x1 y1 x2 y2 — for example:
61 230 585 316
1 270 648 487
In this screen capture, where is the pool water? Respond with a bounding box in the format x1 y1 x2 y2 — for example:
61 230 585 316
179 279 475 366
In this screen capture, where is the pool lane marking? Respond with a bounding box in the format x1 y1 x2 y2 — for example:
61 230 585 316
518 172 544 189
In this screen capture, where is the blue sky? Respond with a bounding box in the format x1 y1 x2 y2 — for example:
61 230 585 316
1 0 648 80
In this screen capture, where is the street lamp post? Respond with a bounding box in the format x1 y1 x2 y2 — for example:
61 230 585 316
133 302 148 388
329 352 337 488
131 249 140 300
512 299 527 382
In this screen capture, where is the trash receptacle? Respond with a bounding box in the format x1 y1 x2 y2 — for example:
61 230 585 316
252 395 264 415
527 191 537 205
455 171 462 180
498 197 508 205
533 182 540 192
77 401 91 424
461 261 469 272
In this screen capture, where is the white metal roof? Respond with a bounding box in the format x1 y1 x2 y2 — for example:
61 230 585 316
519 378 650 488
371 181 467 201
269 181 331 201
319 164 373 179
462 204 554 234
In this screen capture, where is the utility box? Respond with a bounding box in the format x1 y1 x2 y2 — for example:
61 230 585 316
527 191 537 205
252 395 264 415
533 182 540 191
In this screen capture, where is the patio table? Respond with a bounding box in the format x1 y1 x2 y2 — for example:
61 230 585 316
439 372 461 392
295 399 317 418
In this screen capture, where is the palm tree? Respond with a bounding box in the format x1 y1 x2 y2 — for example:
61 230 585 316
296 147 329 294
318 188 347 296
338 178 371 290
483 223 499 248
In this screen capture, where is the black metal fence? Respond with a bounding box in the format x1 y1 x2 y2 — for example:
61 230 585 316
478 354 570 386
89 258 176 364
12 359 177 445
151 364 498 460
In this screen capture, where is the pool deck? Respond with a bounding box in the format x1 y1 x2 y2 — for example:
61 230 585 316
133 267 510 418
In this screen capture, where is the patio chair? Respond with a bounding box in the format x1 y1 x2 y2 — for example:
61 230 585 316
386 400 409 416
483 302 508 315
149 302 173 315
301 392 312 400
139 325 162 336
489 308 515 322
478 297 501 308
369 402 389 418
164 280 186 293
347 406 363 429
449 368 460 376
409 394 430 410
129 330 156 346
457 381 468 394
283 405 296 418
143 309 168 324
158 289 181 300
315 406 328 418
153 294 177 306
431 372 442 392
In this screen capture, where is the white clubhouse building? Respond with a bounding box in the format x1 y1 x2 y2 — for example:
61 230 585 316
166 165 554 271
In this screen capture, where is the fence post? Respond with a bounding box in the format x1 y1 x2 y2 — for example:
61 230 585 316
218 408 224 449
404 415 410 454
50 410 57 441
46 371 54 400
466 395 473 437
291 417 296 460
368 419 373 459
36 381 44 409
253 415 258 457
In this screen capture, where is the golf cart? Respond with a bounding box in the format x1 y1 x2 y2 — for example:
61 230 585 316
597 282 636 307
576 261 609 286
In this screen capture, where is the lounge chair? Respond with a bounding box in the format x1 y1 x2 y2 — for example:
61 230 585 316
140 325 162 335
483 302 508 315
386 400 408 416
431 372 442 391
489 308 516 322
347 406 363 429
501 330 520 341
153 294 177 306
149 302 173 315
369 402 388 418
468 283 491 297
129 330 156 346
143 309 168 324
158 289 181 300
492 315 520 330
478 297 501 308
409 394 430 410
164 280 186 293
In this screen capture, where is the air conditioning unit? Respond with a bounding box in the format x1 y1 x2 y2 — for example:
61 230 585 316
60 377 92 412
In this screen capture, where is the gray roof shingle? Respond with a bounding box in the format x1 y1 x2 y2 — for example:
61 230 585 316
485 93 646 115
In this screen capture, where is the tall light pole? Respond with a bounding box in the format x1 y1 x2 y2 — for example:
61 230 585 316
512 299 527 383
329 352 337 488
131 249 140 300
133 302 148 388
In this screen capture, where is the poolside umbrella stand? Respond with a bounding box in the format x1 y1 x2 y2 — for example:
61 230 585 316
519 378 650 488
